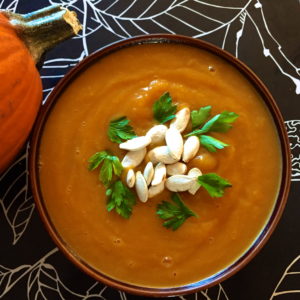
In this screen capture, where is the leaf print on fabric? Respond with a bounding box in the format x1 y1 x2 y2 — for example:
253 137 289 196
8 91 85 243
0 145 34 245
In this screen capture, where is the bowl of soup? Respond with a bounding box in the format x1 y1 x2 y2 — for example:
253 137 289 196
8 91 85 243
29 34 291 296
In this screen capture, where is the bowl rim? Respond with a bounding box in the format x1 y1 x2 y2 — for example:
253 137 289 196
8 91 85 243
29 34 291 297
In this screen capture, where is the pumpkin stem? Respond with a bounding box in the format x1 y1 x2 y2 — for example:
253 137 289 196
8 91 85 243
4 5 82 62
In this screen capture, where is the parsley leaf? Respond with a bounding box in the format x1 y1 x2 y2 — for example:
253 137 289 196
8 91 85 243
100 159 113 186
106 180 136 219
88 151 123 186
186 111 239 137
88 151 107 171
198 173 232 197
156 193 198 230
203 111 239 133
200 135 228 152
191 106 211 129
110 156 123 175
108 116 137 144
153 92 177 124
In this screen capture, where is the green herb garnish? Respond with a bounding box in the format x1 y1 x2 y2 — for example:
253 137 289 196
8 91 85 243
198 173 232 197
200 135 228 152
89 95 236 225
153 92 177 124
88 151 123 186
156 193 198 230
108 116 137 144
106 180 136 219
186 111 239 137
186 110 238 152
191 106 211 129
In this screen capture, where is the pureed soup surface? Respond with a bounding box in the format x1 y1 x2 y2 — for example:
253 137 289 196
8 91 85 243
39 43 282 287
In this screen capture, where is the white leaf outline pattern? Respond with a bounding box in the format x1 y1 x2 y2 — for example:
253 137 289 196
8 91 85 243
0 264 31 298
0 248 230 300
0 248 111 299
0 0 299 299
179 285 230 300
41 0 300 94
270 255 300 299
0 0 19 12
0 144 35 245
41 52 86 103
285 120 300 181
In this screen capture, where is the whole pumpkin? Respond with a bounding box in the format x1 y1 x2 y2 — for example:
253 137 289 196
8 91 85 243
0 13 42 173
0 6 81 173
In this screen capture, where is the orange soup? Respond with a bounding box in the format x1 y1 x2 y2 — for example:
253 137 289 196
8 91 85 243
38 43 282 287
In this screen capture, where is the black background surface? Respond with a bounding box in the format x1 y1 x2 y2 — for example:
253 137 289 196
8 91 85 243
0 1 299 299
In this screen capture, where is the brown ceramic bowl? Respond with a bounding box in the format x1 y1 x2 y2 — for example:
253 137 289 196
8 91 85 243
29 34 291 297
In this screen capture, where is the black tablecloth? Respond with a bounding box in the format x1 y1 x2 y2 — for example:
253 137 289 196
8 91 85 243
1 1 299 299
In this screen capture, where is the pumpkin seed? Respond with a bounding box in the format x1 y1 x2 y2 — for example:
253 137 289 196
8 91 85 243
120 136 151 151
147 146 179 165
182 136 200 163
126 169 135 188
165 127 183 160
170 107 190 132
188 167 202 195
143 162 154 186
165 175 194 192
166 162 187 176
151 162 166 186
135 171 148 203
122 148 146 168
146 125 168 144
148 181 165 198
